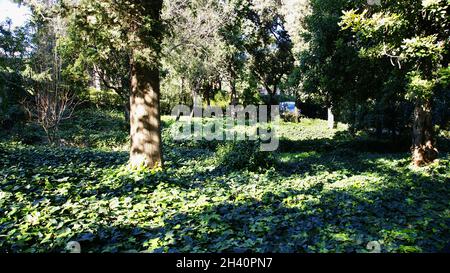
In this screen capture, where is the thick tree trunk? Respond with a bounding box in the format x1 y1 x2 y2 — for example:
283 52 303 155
327 107 337 129
129 59 163 169
128 0 163 169
411 100 438 166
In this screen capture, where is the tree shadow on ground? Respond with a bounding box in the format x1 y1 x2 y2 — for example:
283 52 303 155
49 145 449 253
1 129 449 253
65 161 450 253
278 130 410 154
0 144 129 169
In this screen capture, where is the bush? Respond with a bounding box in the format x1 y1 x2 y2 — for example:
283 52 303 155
0 104 28 130
82 88 123 107
281 112 300 123
58 107 129 149
17 123 44 145
215 140 277 171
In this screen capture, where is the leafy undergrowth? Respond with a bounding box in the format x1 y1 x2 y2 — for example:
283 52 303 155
0 109 449 253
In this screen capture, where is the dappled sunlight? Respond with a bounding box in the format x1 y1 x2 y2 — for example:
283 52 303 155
0 0 448 257
322 174 386 192
1 108 449 253
279 119 348 141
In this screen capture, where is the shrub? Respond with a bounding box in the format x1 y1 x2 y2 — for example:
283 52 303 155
0 104 28 130
281 112 300 123
215 140 277 171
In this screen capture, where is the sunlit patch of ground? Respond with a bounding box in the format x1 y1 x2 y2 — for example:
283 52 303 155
0 109 449 253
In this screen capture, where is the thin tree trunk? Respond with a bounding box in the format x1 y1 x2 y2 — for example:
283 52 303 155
328 106 337 129
191 84 201 118
205 83 211 106
124 101 130 126
411 100 438 166
375 112 383 139
265 85 278 119
230 79 237 106
181 77 185 100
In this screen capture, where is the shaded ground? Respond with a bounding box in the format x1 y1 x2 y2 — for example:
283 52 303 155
0 108 449 253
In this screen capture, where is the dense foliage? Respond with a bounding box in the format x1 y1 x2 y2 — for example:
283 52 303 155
0 19 30 128
1 109 449 253
0 0 449 254
340 0 449 166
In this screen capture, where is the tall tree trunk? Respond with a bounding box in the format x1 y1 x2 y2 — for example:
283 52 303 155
181 77 185 102
175 78 184 122
205 84 211 106
129 59 163 169
230 79 237 105
411 100 438 166
124 101 130 127
129 0 163 169
266 85 276 119
191 83 201 118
